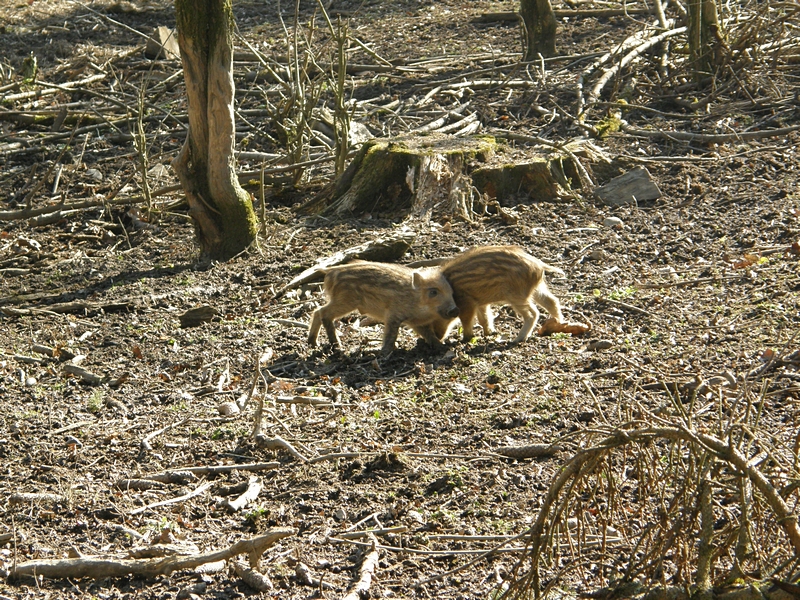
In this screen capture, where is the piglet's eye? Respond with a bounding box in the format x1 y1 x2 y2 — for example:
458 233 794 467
428 288 439 297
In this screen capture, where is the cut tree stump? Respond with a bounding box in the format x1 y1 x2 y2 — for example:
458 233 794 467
303 134 589 218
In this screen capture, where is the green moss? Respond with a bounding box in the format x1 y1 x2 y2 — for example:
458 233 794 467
596 114 623 138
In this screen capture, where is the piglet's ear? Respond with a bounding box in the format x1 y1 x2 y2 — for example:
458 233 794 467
411 271 422 289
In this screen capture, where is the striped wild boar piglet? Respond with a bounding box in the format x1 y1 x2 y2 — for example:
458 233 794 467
308 262 460 354
435 245 565 343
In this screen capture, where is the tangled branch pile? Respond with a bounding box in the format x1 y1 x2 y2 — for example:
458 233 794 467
504 374 800 599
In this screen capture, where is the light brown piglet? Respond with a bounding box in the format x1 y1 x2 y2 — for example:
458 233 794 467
434 245 565 343
308 261 460 354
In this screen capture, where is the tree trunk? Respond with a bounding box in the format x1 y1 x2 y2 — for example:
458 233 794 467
520 0 557 60
687 0 724 82
172 0 258 261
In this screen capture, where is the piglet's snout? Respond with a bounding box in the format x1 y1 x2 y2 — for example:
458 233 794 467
442 303 460 319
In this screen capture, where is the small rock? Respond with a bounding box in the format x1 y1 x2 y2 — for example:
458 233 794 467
333 508 347 522
596 166 662 207
177 582 207 599
587 340 614 351
147 163 171 180
85 168 103 182
218 401 239 416
603 216 623 228
25 376 37 387
587 249 605 261
179 305 219 328
349 121 373 145
407 509 425 524
65 435 83 447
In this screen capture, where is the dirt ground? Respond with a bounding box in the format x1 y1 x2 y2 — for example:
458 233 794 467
1 0 799 598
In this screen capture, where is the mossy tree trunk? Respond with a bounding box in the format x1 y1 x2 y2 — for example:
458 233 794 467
172 0 258 260
687 0 724 82
520 0 557 60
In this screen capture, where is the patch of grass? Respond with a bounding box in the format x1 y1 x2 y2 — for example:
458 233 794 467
245 506 269 524
431 508 457 524
87 389 104 413
210 428 230 440
447 468 466 488
608 286 637 301
149 517 179 535
491 518 514 534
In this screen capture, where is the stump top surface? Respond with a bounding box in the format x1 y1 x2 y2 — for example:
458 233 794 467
383 133 496 156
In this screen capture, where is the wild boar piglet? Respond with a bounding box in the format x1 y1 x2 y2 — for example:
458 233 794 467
308 261 459 354
434 245 564 343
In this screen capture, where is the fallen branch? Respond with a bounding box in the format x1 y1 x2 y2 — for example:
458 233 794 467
140 417 192 453
585 27 687 110
9 492 67 506
342 534 380 600
597 297 649 315
219 476 263 512
63 364 105 385
12 529 295 579
128 481 213 516
472 8 654 22
232 561 273 591
146 461 281 481
2 73 106 103
621 122 800 143
576 29 654 119
275 394 338 407
255 434 310 463
494 444 561 460
335 526 409 539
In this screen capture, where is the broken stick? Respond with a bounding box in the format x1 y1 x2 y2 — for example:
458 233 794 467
12 528 295 579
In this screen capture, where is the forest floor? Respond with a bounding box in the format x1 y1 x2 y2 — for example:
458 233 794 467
1 0 799 598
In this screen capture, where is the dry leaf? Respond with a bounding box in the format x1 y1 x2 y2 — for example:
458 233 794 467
732 253 758 269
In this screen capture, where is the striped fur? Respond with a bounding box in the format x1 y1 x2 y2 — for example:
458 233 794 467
435 245 564 343
308 262 459 354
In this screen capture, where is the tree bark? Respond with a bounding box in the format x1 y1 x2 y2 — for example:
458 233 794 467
687 0 725 82
520 0 557 60
172 0 258 260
